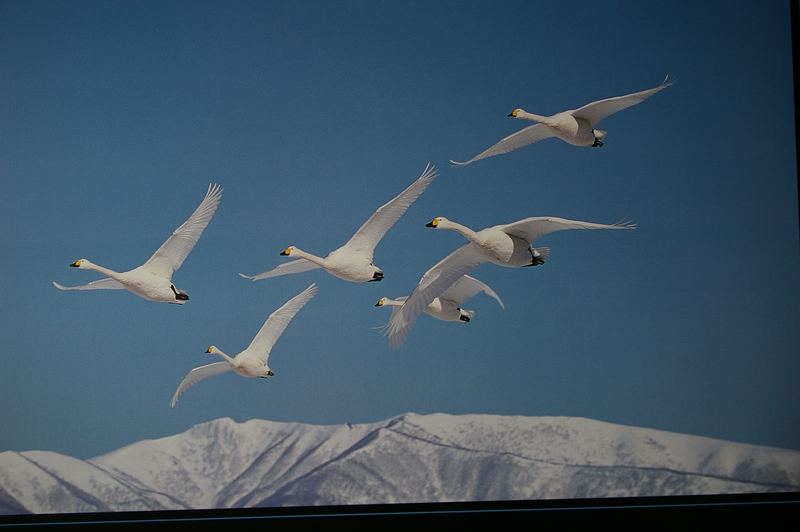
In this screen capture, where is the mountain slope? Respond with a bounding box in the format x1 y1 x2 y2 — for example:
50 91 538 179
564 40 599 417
1 413 798 514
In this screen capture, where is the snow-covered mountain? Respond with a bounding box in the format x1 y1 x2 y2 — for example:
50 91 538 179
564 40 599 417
1 413 798 515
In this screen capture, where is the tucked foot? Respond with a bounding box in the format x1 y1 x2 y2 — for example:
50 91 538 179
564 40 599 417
524 249 546 267
592 138 604 147
170 284 189 301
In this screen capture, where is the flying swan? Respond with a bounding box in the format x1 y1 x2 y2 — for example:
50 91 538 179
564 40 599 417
240 163 438 283
375 274 504 324
450 76 673 166
384 216 636 347
170 282 318 408
53 183 223 304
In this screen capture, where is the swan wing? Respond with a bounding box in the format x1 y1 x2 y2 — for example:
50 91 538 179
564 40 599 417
498 216 637 243
239 258 321 281
243 283 319 365
143 183 223 278
571 76 673 126
170 361 232 408
386 244 488 347
343 163 438 257
439 274 504 309
450 124 555 166
52 278 126 291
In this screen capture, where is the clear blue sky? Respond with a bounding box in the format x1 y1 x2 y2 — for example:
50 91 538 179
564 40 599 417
1 0 797 460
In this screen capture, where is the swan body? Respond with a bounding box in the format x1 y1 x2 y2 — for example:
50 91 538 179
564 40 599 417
385 216 636 347
450 76 672 166
376 274 504 324
170 283 318 408
53 183 222 304
240 163 438 283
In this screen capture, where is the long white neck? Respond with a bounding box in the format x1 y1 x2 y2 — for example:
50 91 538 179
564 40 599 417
290 247 327 268
440 219 479 243
82 260 123 280
515 110 551 123
212 349 237 367
382 297 405 307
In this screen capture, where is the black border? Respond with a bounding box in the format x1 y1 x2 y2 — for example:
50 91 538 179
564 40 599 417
2 492 800 529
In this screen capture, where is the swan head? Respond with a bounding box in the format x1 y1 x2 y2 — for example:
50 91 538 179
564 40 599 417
69 259 91 268
507 108 523 118
280 246 296 256
206 345 218 355
375 297 387 307
425 217 448 229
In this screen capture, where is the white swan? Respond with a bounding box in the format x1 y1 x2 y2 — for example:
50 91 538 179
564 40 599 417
385 216 636 347
375 274 504 324
170 283 318 408
53 183 222 304
240 163 438 283
450 76 673 166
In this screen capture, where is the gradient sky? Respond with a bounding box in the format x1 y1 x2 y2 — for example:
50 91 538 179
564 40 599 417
1 0 798 461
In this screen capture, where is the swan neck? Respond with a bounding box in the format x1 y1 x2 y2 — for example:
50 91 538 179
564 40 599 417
83 260 121 279
518 110 549 123
214 350 237 366
445 220 479 242
292 248 326 267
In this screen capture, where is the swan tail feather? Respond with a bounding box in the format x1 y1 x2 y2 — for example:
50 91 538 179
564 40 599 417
535 246 551 262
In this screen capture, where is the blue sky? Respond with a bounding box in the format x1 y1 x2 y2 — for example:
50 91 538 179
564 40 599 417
1 0 798 461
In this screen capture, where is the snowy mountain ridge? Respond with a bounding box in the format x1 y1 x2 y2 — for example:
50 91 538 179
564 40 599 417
1 412 798 515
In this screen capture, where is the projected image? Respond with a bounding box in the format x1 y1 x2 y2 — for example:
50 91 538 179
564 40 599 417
1 0 798 517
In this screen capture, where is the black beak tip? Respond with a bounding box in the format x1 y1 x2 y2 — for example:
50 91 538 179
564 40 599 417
425 222 435 227
507 112 514 117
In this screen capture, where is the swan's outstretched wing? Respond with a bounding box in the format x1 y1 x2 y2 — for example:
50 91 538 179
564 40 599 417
143 183 223 279
386 244 488 348
239 259 321 281
450 124 555 167
343 163 438 258
170 361 232 408
243 283 319 365
571 76 673 126
52 278 126 291
439 275 504 309
498 216 636 244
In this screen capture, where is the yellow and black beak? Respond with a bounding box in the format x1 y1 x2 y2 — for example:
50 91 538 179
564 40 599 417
69 260 81 267
205 346 212 353
508 109 519 117
425 219 438 228
280 247 291 256
375 299 384 307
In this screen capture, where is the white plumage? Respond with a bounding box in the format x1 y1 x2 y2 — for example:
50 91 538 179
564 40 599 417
376 274 504 324
240 163 438 284
53 183 223 304
385 216 636 347
170 283 318 408
450 77 672 166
